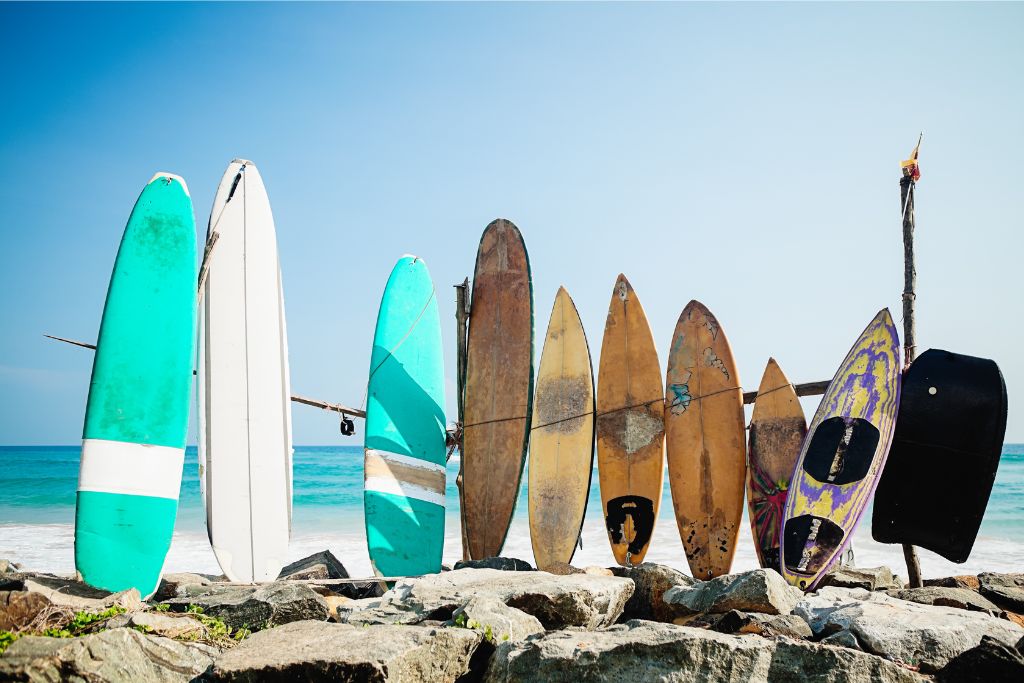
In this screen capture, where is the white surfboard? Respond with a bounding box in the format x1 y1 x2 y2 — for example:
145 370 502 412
198 159 293 582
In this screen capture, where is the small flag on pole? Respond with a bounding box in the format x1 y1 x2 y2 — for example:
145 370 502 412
901 133 923 182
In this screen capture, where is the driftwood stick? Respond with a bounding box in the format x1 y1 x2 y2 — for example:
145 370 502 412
453 277 471 562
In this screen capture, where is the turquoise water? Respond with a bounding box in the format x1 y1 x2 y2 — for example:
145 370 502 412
1 444 1021 578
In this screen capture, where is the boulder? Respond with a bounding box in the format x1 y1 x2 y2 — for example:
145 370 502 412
794 586 1024 673
209 619 481 682
711 610 813 639
277 550 350 581
450 596 544 643
384 568 632 630
453 557 534 572
820 629 862 650
483 619 926 682
610 563 693 623
0 590 51 630
664 569 802 617
978 573 1024 613
106 611 207 639
542 563 614 576
925 575 981 591
819 566 903 591
885 587 1002 615
0 628 217 682
935 634 1024 682
153 573 218 601
0 559 21 574
20 575 142 613
161 582 329 631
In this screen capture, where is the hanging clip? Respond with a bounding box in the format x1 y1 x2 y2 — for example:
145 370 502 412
340 414 356 437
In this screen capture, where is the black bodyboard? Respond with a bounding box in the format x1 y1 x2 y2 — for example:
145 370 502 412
872 348 1007 562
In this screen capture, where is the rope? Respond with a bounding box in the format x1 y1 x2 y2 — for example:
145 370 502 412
197 164 247 302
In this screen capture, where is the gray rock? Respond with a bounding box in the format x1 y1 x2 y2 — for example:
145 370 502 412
161 582 329 631
886 587 1002 615
152 573 218 601
483 619 926 682
935 634 1024 682
0 591 51 631
0 559 21 574
610 563 693 622
450 596 544 643
106 611 207 639
794 586 1024 673
819 566 904 591
20 575 142 613
277 550 350 581
384 567 632 630
664 569 802 617
0 628 217 682
209 619 481 682
978 573 1024 612
820 629 862 650
454 557 534 572
711 610 813 639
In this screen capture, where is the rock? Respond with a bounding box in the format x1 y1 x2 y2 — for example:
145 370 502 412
0 559 21 574
935 634 1024 682
0 628 217 682
453 557 534 572
664 569 802 617
161 582 329 631
383 568 632 630
819 566 904 591
1007 612 1024 628
0 591 51 630
610 563 693 623
153 573 217 601
483 619 926 682
711 610 813 639
820 629 862 650
541 563 614 577
885 587 1003 615
321 595 352 621
106 611 207 639
209 619 481 682
451 596 544 643
20 575 142 613
277 550 350 581
794 586 1024 673
978 573 1024 613
925 575 981 591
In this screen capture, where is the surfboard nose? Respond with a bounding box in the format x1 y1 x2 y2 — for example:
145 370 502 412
148 172 189 196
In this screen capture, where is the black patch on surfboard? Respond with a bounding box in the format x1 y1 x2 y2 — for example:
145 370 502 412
802 417 879 485
872 349 1007 563
606 496 655 557
782 514 845 580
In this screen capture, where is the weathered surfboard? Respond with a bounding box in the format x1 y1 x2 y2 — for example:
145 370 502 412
462 219 534 561
365 255 446 577
664 300 745 579
597 274 664 567
528 287 595 571
747 358 807 571
781 309 901 590
75 173 196 597
198 159 293 583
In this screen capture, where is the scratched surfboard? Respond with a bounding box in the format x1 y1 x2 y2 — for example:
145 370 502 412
364 255 446 577
780 309 901 590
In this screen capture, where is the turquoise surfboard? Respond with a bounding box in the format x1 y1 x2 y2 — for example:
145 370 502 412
75 173 197 597
364 255 446 577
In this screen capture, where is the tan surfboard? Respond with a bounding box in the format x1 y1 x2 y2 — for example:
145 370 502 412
528 287 595 571
665 300 746 579
597 274 665 567
747 358 807 570
462 219 534 560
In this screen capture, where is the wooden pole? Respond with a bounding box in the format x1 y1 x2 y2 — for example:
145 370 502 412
453 278 471 561
900 170 925 589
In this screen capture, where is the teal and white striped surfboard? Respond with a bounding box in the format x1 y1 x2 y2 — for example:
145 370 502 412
75 172 197 597
364 255 446 577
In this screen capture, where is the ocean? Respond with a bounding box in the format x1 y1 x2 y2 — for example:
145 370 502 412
1 444 1021 580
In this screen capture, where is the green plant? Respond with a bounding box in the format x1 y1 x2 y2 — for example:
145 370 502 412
154 603 170 612
40 605 127 639
0 630 19 655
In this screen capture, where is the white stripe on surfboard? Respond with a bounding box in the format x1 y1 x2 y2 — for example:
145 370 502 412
364 476 445 507
79 438 184 500
365 448 446 474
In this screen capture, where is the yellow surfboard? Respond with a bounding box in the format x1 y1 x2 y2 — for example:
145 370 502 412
528 287 595 571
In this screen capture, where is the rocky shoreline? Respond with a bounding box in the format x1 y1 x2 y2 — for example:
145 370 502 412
1 553 1023 681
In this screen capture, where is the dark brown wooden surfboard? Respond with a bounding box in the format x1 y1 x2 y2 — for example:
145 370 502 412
462 219 534 560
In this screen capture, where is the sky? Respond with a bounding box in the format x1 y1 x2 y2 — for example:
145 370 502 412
1 2 1022 445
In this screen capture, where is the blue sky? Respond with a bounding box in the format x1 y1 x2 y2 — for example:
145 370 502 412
1 2 1022 445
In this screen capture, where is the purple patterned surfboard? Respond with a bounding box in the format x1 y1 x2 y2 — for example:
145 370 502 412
779 309 901 590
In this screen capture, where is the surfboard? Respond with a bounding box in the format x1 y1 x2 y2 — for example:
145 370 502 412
198 159 292 583
76 172 196 597
528 287 595 571
364 255 446 577
872 348 1007 563
780 309 901 590
462 219 534 561
665 300 746 579
747 358 807 571
597 274 664 567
